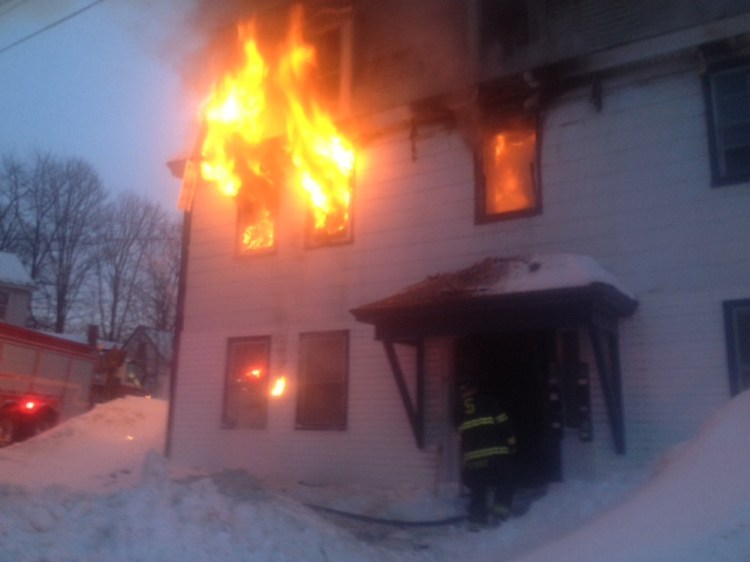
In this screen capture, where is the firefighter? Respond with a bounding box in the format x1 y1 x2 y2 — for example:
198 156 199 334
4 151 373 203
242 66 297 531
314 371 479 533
456 377 517 530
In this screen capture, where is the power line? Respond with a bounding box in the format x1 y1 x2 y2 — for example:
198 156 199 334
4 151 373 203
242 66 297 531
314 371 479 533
0 0 107 56
0 0 31 19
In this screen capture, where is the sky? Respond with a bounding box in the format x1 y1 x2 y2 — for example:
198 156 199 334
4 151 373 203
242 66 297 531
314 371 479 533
0 392 749 561
0 0 202 211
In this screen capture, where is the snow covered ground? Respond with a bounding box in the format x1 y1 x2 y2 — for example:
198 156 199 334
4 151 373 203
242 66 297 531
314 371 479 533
0 393 749 561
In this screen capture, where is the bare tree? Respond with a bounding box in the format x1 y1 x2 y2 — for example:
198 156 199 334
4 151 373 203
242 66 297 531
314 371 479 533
15 152 62 283
139 218 181 332
0 154 29 253
93 193 177 341
20 155 106 332
2 150 180 340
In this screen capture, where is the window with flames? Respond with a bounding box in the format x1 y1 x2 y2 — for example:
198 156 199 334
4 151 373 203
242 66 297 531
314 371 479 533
223 336 271 429
476 116 541 221
194 5 355 254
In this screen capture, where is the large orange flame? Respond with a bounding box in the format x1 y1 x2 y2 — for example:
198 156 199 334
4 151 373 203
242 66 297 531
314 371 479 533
197 8 355 250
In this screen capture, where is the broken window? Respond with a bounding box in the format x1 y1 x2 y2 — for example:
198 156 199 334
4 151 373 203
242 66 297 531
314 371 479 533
724 299 750 396
222 336 271 429
476 117 541 221
296 330 348 430
705 60 750 186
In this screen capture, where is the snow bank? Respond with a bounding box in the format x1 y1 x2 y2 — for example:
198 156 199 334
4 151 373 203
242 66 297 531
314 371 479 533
0 396 167 491
0 451 428 562
510 389 750 561
0 393 749 561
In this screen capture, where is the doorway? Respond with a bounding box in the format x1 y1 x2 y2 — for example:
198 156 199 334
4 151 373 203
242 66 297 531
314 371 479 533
455 330 560 489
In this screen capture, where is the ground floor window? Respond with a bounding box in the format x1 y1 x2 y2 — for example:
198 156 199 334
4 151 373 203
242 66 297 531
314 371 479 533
296 330 349 430
222 336 271 429
724 299 750 395
0 290 8 320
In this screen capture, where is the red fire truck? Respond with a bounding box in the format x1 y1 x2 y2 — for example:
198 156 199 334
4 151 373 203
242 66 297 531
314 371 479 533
0 322 97 446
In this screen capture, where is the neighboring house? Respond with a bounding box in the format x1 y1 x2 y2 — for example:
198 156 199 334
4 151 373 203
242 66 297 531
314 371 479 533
123 326 173 400
167 0 750 491
0 252 34 327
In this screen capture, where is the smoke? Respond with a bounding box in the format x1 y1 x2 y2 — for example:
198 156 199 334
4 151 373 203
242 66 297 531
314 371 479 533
171 0 476 103
370 0 474 96
107 0 481 146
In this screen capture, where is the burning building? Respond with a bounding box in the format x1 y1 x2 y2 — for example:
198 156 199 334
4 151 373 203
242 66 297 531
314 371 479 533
167 0 750 491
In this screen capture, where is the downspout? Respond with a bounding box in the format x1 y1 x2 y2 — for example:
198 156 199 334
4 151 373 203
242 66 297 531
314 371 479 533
164 205 193 457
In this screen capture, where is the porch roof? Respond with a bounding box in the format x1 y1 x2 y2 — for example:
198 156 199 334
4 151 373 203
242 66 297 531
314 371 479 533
350 254 638 340
350 254 638 454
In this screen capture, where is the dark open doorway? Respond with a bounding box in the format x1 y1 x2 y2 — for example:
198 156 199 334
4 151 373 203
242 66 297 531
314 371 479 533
456 330 560 489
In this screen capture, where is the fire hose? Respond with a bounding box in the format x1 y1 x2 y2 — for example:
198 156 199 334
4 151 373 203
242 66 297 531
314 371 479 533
304 502 466 527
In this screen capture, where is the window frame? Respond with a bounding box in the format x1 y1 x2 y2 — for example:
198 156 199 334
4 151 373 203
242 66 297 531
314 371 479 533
703 58 750 187
0 290 9 320
295 330 349 431
232 139 283 258
221 336 272 429
474 115 542 223
303 171 356 250
723 299 750 396
302 14 355 249
304 10 353 118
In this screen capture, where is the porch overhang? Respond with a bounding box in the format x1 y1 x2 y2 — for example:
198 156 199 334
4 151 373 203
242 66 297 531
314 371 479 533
350 255 638 453
351 281 636 341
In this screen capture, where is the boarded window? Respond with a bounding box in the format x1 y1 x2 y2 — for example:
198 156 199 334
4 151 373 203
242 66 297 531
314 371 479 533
296 330 348 430
476 118 540 221
222 337 271 429
724 299 750 396
705 60 750 186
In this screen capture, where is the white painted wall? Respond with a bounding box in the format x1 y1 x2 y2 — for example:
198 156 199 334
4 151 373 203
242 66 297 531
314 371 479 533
170 55 750 487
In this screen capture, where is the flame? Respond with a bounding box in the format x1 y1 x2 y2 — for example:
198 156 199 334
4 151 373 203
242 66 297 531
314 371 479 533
197 8 355 250
200 22 270 199
486 131 535 213
245 367 263 379
270 376 286 397
278 10 354 236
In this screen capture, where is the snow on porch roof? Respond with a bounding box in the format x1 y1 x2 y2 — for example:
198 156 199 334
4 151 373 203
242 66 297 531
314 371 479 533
351 254 638 340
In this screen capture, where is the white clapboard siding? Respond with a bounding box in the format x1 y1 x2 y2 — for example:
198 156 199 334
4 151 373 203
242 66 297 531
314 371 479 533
171 54 750 486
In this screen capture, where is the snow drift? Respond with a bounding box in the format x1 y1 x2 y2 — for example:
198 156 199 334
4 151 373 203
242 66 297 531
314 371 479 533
0 393 748 561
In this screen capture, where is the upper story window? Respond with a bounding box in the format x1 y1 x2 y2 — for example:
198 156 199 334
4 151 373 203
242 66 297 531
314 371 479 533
236 172 279 256
302 9 355 248
479 0 531 64
724 299 750 396
296 330 349 430
222 336 271 429
475 116 541 222
305 9 353 118
197 6 355 255
704 60 750 186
